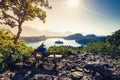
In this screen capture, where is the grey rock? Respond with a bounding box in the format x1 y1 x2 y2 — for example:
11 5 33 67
1 53 120 80
71 71 83 79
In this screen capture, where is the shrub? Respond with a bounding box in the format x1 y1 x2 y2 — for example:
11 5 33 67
0 28 34 72
47 46 80 57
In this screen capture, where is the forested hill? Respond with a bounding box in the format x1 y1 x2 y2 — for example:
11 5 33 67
82 29 120 60
64 33 106 44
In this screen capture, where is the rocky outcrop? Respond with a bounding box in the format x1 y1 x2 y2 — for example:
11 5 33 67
0 53 120 80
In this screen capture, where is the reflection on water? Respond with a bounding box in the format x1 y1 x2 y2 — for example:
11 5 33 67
26 38 81 48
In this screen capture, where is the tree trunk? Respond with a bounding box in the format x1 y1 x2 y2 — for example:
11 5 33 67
14 24 22 44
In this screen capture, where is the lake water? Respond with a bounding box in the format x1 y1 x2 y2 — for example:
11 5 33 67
26 38 81 48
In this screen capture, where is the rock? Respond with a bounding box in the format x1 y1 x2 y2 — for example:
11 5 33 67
103 64 111 68
111 75 120 80
84 64 113 78
82 76 92 80
1 53 120 80
17 69 28 76
58 77 72 80
59 71 71 77
58 71 66 76
0 77 11 80
9 72 15 79
70 69 75 72
24 71 32 78
15 62 24 69
37 77 44 80
81 57 86 60
0 78 3 80
14 74 24 80
2 71 10 77
75 67 83 71
0 74 2 78
71 71 83 79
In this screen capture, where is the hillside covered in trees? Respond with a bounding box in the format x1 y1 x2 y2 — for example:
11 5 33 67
64 33 106 45
81 29 120 61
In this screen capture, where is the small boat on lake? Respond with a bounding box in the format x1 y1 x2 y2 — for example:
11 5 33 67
55 40 64 44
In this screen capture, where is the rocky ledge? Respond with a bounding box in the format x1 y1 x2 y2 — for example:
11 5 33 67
0 53 120 80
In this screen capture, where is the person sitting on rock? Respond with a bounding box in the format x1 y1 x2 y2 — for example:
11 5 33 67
37 43 49 57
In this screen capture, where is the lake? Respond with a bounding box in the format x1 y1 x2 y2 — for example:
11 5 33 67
26 38 81 48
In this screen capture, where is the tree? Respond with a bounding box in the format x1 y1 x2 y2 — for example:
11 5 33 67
106 29 120 47
0 0 51 44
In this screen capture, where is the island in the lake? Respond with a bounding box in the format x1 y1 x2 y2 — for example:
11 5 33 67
55 40 64 44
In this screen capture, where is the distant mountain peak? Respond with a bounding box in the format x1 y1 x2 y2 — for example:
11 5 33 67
65 33 84 40
3 26 73 37
85 34 98 39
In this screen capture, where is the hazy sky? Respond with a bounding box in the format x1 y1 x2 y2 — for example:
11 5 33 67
24 0 120 35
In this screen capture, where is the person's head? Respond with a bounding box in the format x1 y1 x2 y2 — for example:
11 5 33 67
40 43 45 47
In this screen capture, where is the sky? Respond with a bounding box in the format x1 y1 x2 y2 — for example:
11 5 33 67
23 0 120 35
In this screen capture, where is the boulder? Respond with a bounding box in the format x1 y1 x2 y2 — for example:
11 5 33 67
82 76 92 80
71 71 83 79
84 64 113 78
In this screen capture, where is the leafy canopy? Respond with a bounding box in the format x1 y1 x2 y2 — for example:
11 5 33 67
0 0 51 27
0 0 51 44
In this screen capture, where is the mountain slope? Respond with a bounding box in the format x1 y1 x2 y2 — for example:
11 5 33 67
2 26 73 37
40 30 73 37
64 33 84 40
4 26 42 37
85 34 98 40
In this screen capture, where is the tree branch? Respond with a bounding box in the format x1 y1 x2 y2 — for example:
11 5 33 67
2 10 18 21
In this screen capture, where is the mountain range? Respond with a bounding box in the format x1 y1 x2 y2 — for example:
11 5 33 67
6 26 73 37
65 33 106 45
1 26 106 43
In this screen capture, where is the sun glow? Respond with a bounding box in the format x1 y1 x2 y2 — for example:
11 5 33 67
68 0 79 7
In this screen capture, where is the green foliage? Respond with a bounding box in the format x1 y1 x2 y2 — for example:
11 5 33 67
47 46 81 57
106 30 120 47
0 0 51 26
0 28 34 72
81 29 120 60
81 42 111 55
